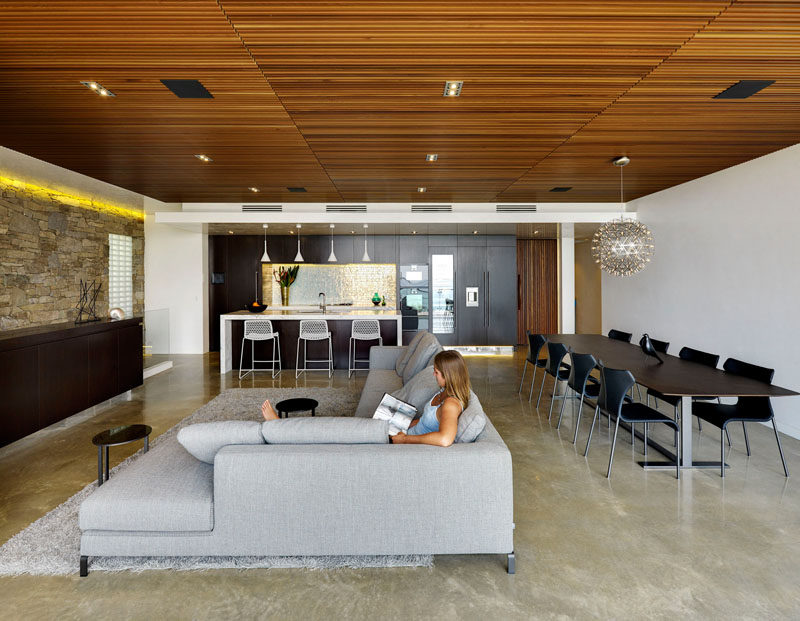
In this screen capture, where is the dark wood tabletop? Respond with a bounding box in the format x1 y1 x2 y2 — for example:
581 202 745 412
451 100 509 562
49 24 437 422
544 334 798 398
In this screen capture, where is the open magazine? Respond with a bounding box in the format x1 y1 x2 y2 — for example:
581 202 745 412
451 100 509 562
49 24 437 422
373 393 417 435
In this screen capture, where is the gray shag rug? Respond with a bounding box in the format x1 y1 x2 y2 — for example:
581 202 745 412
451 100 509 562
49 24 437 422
0 387 433 575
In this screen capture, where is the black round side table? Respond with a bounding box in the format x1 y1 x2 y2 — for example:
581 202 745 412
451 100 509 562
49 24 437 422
275 398 319 419
92 424 152 486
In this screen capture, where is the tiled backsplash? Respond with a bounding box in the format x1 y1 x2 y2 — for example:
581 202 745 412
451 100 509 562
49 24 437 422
261 263 395 306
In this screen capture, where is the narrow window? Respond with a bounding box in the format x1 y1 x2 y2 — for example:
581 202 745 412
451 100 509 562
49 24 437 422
108 233 133 318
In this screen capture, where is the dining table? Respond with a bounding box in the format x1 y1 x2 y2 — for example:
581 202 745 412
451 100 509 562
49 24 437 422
544 334 798 470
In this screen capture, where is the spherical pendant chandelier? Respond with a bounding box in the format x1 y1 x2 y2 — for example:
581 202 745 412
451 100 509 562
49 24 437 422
591 157 654 277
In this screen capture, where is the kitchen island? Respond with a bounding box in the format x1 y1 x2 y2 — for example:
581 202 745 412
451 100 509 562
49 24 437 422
219 309 402 374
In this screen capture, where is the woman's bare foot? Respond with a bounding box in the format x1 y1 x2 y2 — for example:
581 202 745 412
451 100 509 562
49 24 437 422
261 399 279 421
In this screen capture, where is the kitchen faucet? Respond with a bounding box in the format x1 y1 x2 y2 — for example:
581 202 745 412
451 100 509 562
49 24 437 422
319 292 326 312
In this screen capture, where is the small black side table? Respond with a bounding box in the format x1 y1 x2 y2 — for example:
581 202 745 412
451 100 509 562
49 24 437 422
275 398 319 419
92 424 152 486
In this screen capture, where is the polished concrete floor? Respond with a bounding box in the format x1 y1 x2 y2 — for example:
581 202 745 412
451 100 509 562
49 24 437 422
2 352 800 619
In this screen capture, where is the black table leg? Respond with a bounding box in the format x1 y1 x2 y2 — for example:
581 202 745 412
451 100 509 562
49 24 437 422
144 435 149 453
311 408 315 417
104 446 109 482
97 445 103 487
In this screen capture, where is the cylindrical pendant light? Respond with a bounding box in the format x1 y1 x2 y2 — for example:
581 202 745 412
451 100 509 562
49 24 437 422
260 224 271 262
361 223 370 262
327 224 337 262
294 224 304 262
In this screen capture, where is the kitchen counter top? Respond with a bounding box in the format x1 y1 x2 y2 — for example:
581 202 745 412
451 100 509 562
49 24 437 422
223 309 400 319
219 309 401 374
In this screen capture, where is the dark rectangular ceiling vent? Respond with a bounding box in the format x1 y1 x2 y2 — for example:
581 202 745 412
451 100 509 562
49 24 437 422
287 187 307 193
160 79 213 99
550 187 572 193
326 205 367 213
242 205 282 212
411 205 452 213
713 80 774 99
496 204 537 212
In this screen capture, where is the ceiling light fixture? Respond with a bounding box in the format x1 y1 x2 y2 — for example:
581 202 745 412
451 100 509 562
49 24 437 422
591 157 654 277
228 230 234 235
473 230 479 235
443 81 463 97
417 187 427 193
426 154 439 162
293 224 304 262
260 224 271 262
80 81 115 97
361 224 370 262
249 187 260 193
195 154 212 163
327 224 337 262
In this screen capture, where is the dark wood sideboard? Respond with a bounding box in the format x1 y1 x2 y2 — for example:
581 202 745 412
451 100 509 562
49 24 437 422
0 318 143 448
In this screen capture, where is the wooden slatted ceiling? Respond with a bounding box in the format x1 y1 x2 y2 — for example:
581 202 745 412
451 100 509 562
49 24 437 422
498 0 800 201
0 0 343 203
1 1 800 203
223 1 731 202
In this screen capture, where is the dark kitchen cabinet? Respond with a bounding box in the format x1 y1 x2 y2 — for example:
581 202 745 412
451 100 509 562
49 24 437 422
487 245 517 345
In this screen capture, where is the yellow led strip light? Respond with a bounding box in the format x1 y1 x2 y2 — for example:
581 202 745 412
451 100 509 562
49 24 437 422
0 176 145 221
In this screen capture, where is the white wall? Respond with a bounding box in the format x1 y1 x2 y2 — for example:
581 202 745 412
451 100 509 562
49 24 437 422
144 212 209 354
602 143 800 438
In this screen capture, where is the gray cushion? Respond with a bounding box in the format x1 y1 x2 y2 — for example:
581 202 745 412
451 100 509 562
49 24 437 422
392 365 440 414
79 442 214 532
363 368 404 396
456 390 487 443
402 334 443 383
262 417 390 444
395 330 427 376
177 421 265 464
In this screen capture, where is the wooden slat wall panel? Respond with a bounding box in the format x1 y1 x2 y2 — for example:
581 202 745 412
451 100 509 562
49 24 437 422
516 239 558 344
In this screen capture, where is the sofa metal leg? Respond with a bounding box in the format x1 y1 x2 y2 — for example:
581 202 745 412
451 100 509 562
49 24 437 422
507 551 516 574
80 555 88 577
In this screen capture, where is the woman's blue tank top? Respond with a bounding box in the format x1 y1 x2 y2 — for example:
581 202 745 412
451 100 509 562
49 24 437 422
407 390 444 435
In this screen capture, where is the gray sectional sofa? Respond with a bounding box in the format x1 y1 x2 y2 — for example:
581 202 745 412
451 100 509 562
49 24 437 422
78 331 515 575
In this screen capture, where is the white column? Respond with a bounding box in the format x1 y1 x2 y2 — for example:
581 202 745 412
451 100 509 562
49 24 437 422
559 223 576 334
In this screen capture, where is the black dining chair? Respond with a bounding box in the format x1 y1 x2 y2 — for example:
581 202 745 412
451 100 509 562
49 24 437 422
608 329 633 343
646 346 730 446
536 341 571 414
518 332 548 401
585 365 680 479
554 351 600 444
692 358 789 478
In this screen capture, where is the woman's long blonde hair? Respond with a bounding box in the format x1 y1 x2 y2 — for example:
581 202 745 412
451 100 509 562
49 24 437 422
434 350 470 410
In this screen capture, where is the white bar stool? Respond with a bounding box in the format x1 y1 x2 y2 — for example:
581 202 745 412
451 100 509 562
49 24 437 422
296 319 333 378
349 319 382 378
239 319 281 379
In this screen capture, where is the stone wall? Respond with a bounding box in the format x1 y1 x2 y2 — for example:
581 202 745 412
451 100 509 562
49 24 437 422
0 178 144 330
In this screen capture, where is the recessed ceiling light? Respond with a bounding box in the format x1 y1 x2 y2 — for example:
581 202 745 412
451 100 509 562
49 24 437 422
714 80 775 99
550 186 572 192
534 230 539 235
473 230 479 235
195 154 213 163
287 187 307 193
80 81 115 97
426 154 438 162
417 187 427 193
443 81 463 97
249 187 260 193
228 230 234 235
